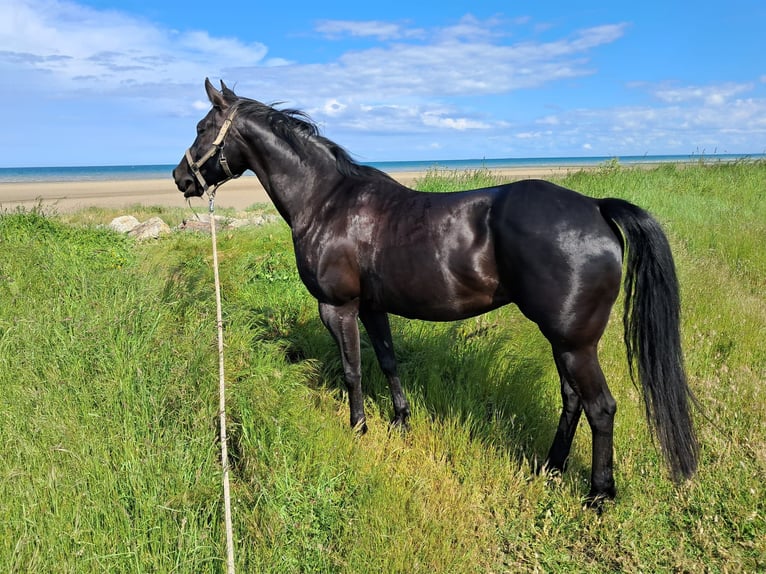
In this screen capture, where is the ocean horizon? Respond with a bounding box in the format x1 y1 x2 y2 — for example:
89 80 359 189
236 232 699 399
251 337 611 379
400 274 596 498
0 153 763 184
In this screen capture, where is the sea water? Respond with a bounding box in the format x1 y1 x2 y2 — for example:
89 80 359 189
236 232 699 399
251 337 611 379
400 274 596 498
1 154 762 184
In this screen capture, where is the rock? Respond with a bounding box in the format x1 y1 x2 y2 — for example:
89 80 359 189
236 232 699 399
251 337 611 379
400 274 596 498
226 218 252 229
128 217 171 240
177 219 212 232
251 214 278 226
193 214 228 224
177 215 229 232
177 213 278 232
107 211 279 238
108 215 141 233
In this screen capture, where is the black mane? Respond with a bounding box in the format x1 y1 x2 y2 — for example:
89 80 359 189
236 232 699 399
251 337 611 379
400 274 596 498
236 99 395 183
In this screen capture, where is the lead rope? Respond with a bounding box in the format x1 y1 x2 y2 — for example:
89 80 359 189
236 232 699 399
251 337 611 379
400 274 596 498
207 190 236 574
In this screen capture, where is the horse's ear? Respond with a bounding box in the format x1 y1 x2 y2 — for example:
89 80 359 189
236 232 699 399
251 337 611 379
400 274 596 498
204 77 228 110
220 80 237 102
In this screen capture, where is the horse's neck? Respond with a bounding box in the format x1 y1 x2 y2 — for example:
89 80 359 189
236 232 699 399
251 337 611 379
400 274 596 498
242 128 342 227
243 123 342 227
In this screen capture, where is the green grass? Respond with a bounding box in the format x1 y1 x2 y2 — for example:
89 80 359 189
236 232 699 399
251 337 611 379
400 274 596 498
414 166 512 192
1 161 764 572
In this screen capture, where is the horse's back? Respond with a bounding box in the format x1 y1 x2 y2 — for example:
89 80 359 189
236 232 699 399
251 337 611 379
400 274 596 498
491 179 607 229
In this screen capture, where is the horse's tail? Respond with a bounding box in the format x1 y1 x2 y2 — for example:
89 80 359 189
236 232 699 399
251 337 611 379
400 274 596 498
598 197 698 481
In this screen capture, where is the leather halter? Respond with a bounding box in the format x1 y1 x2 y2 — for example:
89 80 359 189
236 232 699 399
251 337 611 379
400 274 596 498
184 108 240 194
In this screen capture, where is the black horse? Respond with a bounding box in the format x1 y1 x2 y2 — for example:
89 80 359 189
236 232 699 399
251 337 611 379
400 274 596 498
174 79 698 503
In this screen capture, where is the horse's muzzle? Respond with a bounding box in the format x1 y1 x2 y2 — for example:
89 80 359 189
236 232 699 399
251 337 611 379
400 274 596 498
182 182 204 198
172 166 203 198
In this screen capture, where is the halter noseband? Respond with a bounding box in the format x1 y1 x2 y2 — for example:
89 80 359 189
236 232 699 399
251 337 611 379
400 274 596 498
184 107 240 196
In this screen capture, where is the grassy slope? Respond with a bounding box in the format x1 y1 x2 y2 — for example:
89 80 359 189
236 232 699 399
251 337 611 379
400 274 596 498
1 161 764 572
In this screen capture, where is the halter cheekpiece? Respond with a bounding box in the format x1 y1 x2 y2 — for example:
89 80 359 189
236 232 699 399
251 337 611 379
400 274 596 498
184 107 240 197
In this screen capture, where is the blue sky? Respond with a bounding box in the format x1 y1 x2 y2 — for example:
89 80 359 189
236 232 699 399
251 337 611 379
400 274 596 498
1 0 765 167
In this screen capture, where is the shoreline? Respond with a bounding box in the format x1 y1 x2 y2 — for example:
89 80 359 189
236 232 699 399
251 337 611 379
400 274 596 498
0 166 585 213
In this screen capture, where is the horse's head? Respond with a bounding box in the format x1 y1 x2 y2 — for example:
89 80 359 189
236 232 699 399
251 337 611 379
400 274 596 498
173 79 245 198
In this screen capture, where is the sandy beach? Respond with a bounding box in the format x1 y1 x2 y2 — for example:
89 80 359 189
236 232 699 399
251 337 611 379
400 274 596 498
0 166 579 214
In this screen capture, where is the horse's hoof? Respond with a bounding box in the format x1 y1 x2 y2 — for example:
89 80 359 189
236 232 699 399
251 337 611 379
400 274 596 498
389 416 410 433
584 487 616 514
352 419 368 435
538 458 565 477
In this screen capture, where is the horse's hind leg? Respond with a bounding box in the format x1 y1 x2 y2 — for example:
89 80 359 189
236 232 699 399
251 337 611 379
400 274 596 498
553 345 617 503
359 309 411 428
319 300 367 433
545 354 584 474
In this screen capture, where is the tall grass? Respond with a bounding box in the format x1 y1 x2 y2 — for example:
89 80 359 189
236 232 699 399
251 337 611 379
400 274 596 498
414 166 510 192
1 161 764 572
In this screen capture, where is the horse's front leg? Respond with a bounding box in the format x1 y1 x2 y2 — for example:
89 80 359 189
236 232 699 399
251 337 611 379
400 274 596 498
318 300 367 433
359 308 411 429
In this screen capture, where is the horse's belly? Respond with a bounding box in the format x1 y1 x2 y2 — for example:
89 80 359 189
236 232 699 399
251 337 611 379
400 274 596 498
363 263 510 321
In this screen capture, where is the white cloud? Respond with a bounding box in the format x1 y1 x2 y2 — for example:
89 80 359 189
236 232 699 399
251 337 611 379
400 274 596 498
323 98 347 116
0 0 267 94
422 111 490 130
232 22 628 108
2 1 628 139
305 100 498 135
263 57 293 67
537 115 561 126
178 31 267 65
1 1 763 165
437 14 508 41
316 19 423 41
652 82 752 106
508 84 766 157
0 2 626 113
